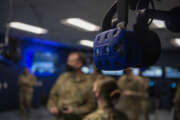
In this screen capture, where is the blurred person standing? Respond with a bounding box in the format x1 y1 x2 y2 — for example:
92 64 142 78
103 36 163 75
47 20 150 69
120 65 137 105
18 67 37 115
116 68 145 120
84 79 128 120
174 84 180 120
47 52 96 120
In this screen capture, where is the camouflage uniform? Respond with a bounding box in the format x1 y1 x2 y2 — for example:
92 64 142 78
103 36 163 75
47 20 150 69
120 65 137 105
47 72 97 120
83 107 128 120
140 77 150 120
88 73 101 83
18 73 37 113
116 75 144 120
174 85 180 120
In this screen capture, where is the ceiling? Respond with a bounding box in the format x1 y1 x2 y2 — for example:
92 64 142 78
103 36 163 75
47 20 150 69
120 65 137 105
0 0 180 50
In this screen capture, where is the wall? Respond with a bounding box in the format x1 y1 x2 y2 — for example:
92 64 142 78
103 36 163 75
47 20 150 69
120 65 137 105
0 64 21 110
156 50 180 67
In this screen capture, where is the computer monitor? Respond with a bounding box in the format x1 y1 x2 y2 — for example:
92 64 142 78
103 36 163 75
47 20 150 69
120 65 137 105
31 52 59 76
102 68 140 76
81 65 94 74
142 66 163 78
165 67 180 79
102 70 124 76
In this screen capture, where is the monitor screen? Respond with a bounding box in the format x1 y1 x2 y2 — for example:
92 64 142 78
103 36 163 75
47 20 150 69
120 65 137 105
165 67 180 79
81 65 94 74
31 52 59 76
102 70 124 76
142 66 162 77
102 68 140 76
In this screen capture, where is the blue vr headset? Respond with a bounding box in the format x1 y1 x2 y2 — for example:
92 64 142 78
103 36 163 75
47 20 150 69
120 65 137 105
94 0 180 70
94 27 161 70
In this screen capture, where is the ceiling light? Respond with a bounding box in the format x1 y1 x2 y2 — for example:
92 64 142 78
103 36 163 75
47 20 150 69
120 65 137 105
9 22 48 34
151 19 166 28
61 18 100 32
173 38 180 46
80 40 93 47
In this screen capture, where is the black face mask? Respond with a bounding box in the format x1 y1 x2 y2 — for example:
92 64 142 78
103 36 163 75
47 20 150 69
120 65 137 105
66 65 76 72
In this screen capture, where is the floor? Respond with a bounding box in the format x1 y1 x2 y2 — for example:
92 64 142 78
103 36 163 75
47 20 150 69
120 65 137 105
0 107 53 120
0 107 174 120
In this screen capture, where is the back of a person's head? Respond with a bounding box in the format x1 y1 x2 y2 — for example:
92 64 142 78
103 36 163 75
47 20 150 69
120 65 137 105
96 80 128 120
98 80 120 103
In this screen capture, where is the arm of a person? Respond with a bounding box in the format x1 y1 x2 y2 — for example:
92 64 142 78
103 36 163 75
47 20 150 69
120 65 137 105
126 80 147 98
129 90 148 98
18 76 29 86
174 86 180 104
117 76 125 91
83 116 91 120
83 112 99 120
73 92 97 115
47 77 62 111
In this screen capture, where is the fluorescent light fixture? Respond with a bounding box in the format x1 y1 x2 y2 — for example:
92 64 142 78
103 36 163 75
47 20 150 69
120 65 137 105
9 22 48 34
152 19 166 28
80 40 93 47
62 18 100 32
173 38 180 46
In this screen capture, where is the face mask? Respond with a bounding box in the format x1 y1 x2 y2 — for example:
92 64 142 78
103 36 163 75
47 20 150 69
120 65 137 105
66 65 76 72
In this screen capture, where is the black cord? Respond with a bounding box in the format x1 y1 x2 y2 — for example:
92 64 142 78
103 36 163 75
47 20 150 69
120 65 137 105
135 0 156 26
135 0 143 11
147 0 156 25
102 1 117 31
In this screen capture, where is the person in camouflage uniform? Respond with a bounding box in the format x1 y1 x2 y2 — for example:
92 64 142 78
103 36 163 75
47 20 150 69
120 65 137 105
18 67 37 115
174 84 180 120
116 68 145 120
139 71 150 120
83 79 128 120
47 52 97 120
